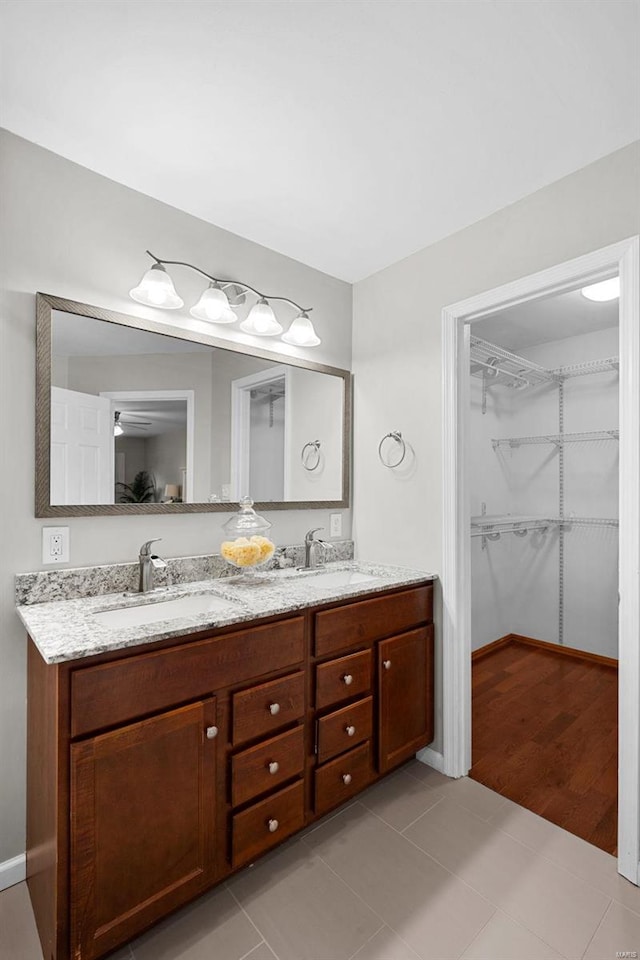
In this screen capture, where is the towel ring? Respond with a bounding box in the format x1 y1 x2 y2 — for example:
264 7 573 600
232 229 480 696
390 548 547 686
301 440 321 471
378 431 406 468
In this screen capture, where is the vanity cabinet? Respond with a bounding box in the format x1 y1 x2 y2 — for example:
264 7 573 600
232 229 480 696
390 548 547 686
27 580 433 960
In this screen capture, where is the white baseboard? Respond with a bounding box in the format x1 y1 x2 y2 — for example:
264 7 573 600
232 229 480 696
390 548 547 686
0 853 26 891
416 746 446 774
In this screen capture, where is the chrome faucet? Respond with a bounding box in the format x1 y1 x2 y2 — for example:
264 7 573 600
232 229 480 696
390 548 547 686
304 527 333 569
138 538 167 592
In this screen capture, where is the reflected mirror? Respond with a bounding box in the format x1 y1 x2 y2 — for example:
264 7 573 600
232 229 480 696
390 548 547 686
36 295 350 516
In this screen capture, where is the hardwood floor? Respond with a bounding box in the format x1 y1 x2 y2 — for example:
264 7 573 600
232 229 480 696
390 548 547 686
470 638 618 854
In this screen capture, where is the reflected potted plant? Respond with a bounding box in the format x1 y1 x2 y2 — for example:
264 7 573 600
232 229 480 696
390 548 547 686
116 470 157 503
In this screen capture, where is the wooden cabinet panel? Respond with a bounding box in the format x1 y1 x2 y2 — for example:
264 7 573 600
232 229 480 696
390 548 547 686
315 649 371 710
231 726 305 807
316 696 373 764
378 626 434 773
232 671 305 745
315 742 373 816
70 699 217 960
315 585 432 657
232 781 305 868
71 617 304 737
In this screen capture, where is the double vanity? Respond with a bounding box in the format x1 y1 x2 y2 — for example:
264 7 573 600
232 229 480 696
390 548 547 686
19 560 436 960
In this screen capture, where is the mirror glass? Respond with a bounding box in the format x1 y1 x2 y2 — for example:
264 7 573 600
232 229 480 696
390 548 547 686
44 306 348 511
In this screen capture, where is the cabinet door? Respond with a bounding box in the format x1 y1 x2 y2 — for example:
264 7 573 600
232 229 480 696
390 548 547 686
70 698 218 960
378 627 433 773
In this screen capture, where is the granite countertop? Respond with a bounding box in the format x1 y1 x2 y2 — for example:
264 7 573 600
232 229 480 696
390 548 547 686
17 561 436 665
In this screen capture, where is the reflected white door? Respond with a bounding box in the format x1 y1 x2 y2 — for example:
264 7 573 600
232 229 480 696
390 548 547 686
51 387 113 504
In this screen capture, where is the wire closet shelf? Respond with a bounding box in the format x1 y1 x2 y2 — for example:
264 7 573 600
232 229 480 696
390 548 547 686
470 336 619 391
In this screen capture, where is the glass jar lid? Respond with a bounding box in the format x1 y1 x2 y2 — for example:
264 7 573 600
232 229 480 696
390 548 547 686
222 497 272 539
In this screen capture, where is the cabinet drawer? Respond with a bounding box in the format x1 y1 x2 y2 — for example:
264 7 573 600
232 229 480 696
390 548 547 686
315 741 373 816
316 696 373 764
315 649 371 710
231 726 305 807
71 617 304 738
232 671 305 745
315 585 432 658
232 780 305 868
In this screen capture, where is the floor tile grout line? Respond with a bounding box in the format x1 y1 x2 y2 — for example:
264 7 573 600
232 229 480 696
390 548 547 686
360 789 446 836
304 832 490 960
344 922 386 960
452 905 498 960
394 818 599 959
225 882 282 960
237 939 267 960
579 897 614 960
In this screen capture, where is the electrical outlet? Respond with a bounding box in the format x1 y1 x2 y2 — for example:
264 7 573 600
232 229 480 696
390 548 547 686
42 526 70 564
330 513 342 538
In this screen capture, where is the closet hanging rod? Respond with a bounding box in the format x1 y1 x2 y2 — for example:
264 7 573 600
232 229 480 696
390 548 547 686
470 358 531 385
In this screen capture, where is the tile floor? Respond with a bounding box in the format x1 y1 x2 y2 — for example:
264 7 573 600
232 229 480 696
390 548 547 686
3 761 640 960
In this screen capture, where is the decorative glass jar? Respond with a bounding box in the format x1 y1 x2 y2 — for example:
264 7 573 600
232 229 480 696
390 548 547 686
220 497 275 576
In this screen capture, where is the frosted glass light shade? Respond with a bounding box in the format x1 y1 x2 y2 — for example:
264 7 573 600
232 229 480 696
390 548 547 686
190 283 236 323
281 312 321 347
581 277 620 302
240 298 283 336
129 264 184 309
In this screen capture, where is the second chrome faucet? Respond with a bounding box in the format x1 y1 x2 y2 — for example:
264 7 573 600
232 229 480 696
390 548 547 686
304 527 333 569
138 538 168 592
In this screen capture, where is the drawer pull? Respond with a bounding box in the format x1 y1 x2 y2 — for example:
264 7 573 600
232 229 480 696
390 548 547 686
342 674 353 686
269 702 280 715
206 725 218 739
267 761 280 775
267 818 279 833
345 725 356 737
383 660 391 670
342 773 352 785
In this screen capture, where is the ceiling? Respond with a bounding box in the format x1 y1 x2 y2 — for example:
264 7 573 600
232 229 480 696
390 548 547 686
474 285 619 350
2 1 639 282
115 399 187 439
52 311 212 356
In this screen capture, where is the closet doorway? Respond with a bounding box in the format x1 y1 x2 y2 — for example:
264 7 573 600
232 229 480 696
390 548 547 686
440 237 640 884
468 287 619 853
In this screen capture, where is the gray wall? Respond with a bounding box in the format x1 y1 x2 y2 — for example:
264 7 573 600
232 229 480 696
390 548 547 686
352 140 640 754
0 129 352 865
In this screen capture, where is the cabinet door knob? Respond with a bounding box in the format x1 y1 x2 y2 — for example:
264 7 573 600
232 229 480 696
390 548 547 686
268 761 279 775
269 702 280 715
267 818 279 833
342 773 352 785
205 725 218 739
345 725 356 737
342 674 353 685
383 660 391 670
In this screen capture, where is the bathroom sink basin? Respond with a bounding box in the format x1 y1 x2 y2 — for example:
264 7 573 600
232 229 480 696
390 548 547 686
93 593 238 628
303 570 380 588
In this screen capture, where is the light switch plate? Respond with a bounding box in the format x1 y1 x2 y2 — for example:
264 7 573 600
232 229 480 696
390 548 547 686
42 526 70 564
330 513 342 538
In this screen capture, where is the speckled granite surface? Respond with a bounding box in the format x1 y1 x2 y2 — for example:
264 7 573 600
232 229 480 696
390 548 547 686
15 540 355 605
17 560 436 665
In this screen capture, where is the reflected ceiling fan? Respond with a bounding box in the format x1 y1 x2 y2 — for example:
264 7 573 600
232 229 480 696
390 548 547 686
113 410 152 437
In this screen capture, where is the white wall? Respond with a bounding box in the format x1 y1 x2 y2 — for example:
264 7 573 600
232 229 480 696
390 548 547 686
287 367 344 501
470 326 619 658
353 140 640 753
0 129 352 866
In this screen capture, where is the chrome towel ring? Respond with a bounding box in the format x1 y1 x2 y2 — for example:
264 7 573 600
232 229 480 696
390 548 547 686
378 431 406 468
301 440 322 471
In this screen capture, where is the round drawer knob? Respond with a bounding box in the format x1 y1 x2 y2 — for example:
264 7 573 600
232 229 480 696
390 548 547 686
268 818 279 833
268 761 279 775
342 773 352 785
342 674 353 685
205 725 218 739
269 703 280 715
383 660 391 670
345 725 356 737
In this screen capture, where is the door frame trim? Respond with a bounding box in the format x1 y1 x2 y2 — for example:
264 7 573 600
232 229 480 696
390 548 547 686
441 236 640 883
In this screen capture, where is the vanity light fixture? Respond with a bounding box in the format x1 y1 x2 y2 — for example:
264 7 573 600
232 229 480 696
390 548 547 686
129 251 321 346
581 277 620 302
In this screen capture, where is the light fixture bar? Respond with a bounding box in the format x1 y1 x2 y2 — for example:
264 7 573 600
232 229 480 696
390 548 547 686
145 251 313 314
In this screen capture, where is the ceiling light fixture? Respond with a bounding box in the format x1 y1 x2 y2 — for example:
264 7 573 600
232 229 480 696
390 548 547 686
581 277 620 302
129 251 320 347
113 412 124 437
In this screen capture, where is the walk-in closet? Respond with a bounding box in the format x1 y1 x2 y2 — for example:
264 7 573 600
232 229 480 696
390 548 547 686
468 279 619 854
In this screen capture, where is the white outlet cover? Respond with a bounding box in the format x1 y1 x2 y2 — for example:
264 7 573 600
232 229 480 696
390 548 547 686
42 526 70 564
330 513 342 538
